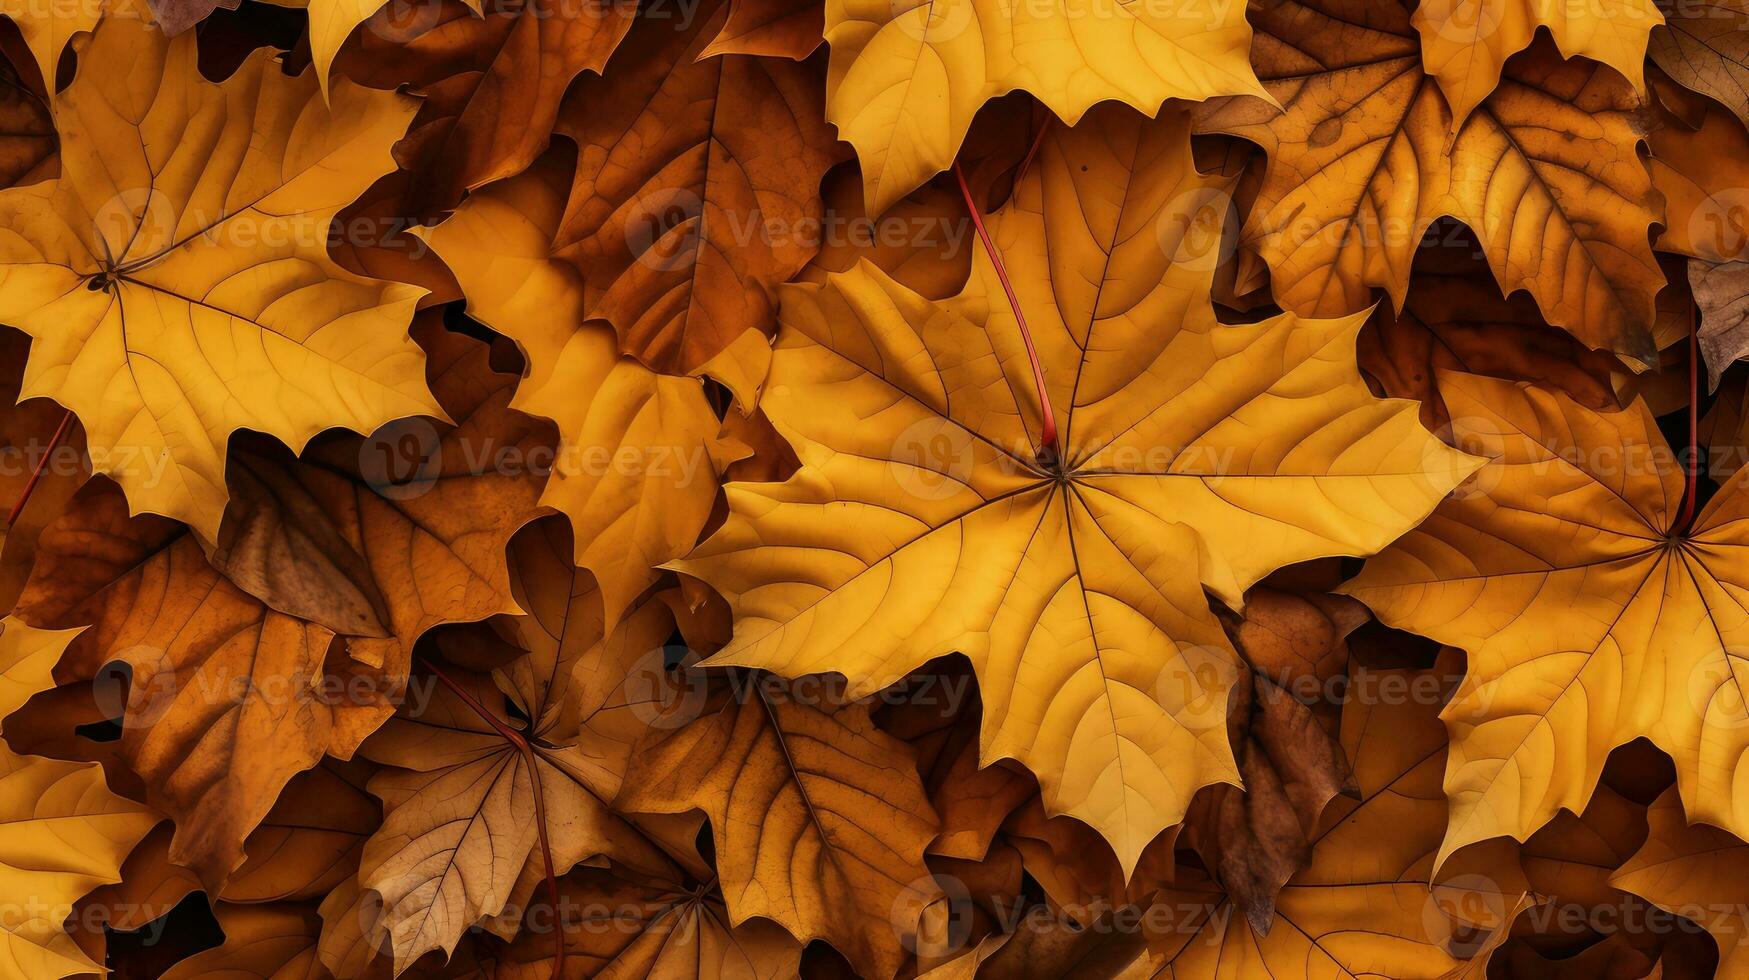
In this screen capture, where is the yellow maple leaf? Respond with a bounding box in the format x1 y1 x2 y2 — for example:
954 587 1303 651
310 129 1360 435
0 13 437 540
674 103 1477 873
0 617 157 980
825 0 1268 215
1413 0 1660 128
1199 0 1665 366
1345 372 1749 865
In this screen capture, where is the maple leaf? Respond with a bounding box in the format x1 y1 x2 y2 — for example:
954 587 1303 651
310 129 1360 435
1412 0 1660 128
13 478 395 887
820 0 1267 215
208 318 548 675
347 520 680 971
6 325 541 887
474 864 805 979
617 671 942 980
1198 0 1666 366
1650 0 1749 132
335 0 636 215
674 103 1477 872
419 150 742 630
0 617 157 979
1345 372 1749 864
1126 657 1531 978
0 12 437 540
543 0 839 376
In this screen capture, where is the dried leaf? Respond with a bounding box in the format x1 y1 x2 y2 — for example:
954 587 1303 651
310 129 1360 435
1200 0 1665 365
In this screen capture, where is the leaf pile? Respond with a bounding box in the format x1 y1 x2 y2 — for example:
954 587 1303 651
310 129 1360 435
0 0 1747 977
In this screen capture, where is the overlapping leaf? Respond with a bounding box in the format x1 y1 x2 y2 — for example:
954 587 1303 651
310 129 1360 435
13 478 393 888
0 12 436 539
1200 0 1666 364
1346 373 1749 863
345 520 677 971
1650 0 1749 131
1125 658 1530 978
1413 0 1659 126
1613 789 1749 976
0 617 156 980
420 150 741 629
336 0 636 214
618 672 941 979
544 0 838 375
822 0 1267 214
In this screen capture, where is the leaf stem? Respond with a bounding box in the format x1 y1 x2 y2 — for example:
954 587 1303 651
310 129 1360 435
1013 117 1051 190
7 409 72 526
951 159 1059 466
1680 301 1700 535
1672 301 1700 535
418 657 565 980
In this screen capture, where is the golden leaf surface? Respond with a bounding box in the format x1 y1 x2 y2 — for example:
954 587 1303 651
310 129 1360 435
675 103 1478 873
0 617 156 980
420 151 739 630
1413 0 1659 126
822 0 1267 215
1199 0 1665 365
1131 658 1531 978
0 13 437 540
1346 372 1749 865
